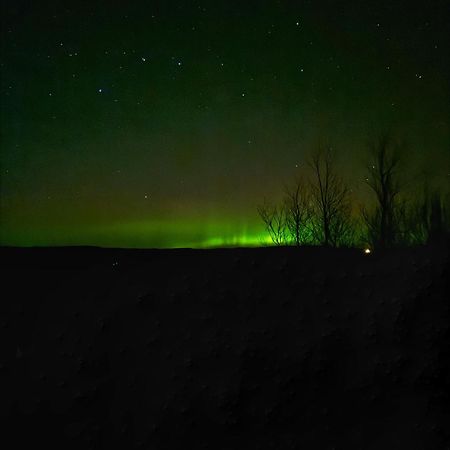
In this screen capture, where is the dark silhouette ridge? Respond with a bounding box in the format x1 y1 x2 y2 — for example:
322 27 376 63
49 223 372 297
1 243 449 449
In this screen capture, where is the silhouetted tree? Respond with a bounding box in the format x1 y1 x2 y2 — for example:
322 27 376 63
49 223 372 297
308 146 352 247
394 185 449 246
282 178 312 245
362 134 403 249
396 196 426 245
257 200 288 245
427 191 446 243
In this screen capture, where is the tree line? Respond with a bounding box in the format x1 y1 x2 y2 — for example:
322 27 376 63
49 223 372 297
257 134 449 250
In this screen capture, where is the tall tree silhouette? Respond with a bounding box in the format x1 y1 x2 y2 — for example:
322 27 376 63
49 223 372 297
362 134 403 249
427 191 446 243
308 146 352 247
283 178 312 246
257 200 288 245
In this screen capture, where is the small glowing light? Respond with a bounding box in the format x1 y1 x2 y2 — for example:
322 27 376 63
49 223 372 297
364 248 371 254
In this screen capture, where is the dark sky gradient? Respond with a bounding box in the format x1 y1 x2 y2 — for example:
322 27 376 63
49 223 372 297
1 0 449 247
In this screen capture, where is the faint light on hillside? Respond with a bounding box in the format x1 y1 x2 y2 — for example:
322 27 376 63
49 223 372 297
364 248 371 254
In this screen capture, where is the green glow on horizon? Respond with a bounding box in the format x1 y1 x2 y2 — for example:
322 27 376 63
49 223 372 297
0 217 274 248
192 233 274 248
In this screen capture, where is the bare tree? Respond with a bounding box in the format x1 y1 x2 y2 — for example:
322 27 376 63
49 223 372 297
391 185 449 246
427 191 447 243
282 178 312 245
362 134 403 249
393 183 430 245
257 199 288 245
308 146 352 247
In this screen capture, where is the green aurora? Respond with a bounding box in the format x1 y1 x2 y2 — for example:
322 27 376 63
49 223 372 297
1 1 448 248
0 215 272 248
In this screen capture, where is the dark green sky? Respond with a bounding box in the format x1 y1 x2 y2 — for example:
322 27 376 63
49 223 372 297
1 0 449 247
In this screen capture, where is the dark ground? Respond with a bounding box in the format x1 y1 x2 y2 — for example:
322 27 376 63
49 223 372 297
1 244 449 449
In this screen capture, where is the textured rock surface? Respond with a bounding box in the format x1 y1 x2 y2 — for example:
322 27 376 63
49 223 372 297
1 244 449 449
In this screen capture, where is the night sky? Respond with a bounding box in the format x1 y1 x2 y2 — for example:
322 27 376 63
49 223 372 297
1 0 449 247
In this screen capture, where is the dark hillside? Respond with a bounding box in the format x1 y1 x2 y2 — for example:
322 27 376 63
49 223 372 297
1 244 449 449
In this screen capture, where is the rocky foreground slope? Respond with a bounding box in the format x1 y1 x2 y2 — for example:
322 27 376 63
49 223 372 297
1 244 449 449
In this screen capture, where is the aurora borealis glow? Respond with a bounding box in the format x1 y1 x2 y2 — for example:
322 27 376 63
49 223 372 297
1 0 449 248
